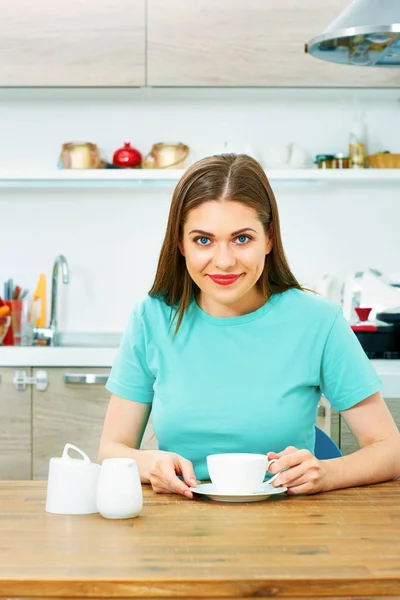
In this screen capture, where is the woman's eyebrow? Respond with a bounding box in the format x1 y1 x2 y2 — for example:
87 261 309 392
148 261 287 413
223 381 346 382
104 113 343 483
188 227 257 236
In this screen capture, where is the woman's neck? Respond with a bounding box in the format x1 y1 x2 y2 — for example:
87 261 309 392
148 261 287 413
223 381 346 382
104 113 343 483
197 288 268 318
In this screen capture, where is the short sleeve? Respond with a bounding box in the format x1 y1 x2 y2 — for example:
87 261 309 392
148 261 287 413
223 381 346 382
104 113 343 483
320 307 384 411
105 304 155 403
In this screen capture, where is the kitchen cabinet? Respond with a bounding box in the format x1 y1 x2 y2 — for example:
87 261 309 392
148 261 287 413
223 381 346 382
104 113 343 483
32 367 157 479
339 398 400 455
317 395 340 447
0 0 145 87
0 368 31 479
147 0 400 87
0 366 156 480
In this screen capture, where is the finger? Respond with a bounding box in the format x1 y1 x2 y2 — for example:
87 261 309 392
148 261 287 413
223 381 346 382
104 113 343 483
271 463 307 487
267 447 299 473
267 452 280 461
275 446 299 458
153 484 194 499
177 457 198 488
152 485 174 494
158 460 192 496
286 482 315 495
270 449 312 473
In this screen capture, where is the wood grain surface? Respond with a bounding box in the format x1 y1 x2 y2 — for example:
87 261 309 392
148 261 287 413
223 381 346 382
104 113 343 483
147 0 400 87
0 369 31 479
0 481 400 598
0 0 145 86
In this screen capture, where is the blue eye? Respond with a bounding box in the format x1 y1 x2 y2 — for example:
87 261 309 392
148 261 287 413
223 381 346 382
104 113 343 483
236 235 249 244
196 237 211 246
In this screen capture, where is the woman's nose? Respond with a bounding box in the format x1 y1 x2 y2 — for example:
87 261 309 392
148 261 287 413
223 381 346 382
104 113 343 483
212 244 236 270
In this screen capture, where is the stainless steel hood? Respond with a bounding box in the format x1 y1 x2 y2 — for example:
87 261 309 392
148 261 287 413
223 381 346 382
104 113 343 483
306 0 400 67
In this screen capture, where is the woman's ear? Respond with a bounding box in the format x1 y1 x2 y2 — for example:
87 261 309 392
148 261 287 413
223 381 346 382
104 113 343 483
265 222 274 255
178 239 185 256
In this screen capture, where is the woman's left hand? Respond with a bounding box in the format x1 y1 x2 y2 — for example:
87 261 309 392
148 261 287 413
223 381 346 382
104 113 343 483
267 447 331 495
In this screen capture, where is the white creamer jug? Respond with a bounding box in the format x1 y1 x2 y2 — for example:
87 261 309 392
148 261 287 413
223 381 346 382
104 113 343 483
97 458 143 519
45 443 101 515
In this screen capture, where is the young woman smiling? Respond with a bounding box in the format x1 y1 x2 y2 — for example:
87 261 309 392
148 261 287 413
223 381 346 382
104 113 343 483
99 154 400 497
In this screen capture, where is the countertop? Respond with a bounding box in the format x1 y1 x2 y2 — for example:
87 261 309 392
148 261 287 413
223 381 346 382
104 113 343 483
0 480 399 599
0 332 120 367
1 330 400 397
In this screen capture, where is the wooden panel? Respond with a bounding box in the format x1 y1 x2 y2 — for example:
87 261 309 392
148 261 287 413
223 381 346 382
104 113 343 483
1 481 400 598
0 0 145 86
0 367 31 479
32 367 157 480
147 0 400 87
10 596 400 600
331 409 340 448
340 398 400 455
316 395 340 447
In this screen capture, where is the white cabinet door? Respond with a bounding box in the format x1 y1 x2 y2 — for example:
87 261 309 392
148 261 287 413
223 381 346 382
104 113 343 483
147 0 400 87
0 0 145 86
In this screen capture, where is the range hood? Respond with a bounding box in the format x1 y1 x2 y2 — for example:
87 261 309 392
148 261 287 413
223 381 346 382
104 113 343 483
306 0 400 67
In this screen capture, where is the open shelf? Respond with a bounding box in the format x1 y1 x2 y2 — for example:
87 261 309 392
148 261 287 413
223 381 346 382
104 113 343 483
1 168 400 188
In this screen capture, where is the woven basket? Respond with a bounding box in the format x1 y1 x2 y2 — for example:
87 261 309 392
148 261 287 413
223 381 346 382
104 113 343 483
366 153 400 168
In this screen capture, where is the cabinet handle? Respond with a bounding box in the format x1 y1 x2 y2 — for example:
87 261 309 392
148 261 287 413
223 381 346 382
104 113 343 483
317 403 326 417
63 373 109 384
13 369 48 391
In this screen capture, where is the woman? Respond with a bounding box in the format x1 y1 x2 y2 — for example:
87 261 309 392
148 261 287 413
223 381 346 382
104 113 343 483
99 154 400 498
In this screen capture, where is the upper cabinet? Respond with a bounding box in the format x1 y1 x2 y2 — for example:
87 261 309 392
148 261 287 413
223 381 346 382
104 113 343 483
0 0 145 86
1 0 399 88
147 0 400 87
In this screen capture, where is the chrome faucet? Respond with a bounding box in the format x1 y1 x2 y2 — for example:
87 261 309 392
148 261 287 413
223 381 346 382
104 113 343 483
33 255 70 346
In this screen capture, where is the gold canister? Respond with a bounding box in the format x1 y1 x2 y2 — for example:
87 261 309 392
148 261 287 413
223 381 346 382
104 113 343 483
60 142 102 169
143 143 189 169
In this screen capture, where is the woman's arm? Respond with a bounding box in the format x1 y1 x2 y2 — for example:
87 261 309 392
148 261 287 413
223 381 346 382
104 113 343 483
98 394 198 497
268 391 400 494
322 391 400 491
98 394 158 483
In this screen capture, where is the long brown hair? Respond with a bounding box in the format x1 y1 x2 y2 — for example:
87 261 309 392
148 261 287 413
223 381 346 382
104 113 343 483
149 154 314 334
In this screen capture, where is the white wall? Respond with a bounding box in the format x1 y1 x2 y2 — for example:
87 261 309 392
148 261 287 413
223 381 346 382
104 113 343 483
1 87 399 332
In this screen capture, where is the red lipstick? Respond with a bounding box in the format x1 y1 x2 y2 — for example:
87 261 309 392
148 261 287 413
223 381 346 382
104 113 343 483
208 274 242 286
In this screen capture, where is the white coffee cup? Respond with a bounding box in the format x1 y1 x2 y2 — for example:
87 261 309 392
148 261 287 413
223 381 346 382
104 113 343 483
96 458 143 519
207 453 281 494
45 443 101 515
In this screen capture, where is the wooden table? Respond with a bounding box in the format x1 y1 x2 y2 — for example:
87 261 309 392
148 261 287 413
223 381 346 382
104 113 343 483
1 481 400 600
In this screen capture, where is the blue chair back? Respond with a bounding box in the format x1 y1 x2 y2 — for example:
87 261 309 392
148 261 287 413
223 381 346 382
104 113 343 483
314 426 342 459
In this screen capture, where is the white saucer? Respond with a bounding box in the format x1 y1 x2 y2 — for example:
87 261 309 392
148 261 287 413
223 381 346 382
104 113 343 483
189 482 287 503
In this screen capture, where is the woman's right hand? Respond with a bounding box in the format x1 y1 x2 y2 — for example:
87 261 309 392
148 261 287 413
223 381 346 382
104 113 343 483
147 451 198 499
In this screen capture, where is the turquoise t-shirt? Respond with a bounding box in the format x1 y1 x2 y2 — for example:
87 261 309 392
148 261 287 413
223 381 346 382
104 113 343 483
106 288 383 481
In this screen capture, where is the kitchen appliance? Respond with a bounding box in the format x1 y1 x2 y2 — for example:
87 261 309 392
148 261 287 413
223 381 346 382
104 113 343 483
306 0 400 67
351 306 396 358
142 143 189 169
342 269 400 323
376 309 400 354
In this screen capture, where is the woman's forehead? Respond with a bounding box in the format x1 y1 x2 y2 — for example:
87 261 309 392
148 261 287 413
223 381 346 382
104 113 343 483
184 201 260 228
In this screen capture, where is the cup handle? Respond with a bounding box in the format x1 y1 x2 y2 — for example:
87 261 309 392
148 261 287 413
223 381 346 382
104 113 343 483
62 443 90 463
266 458 282 485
